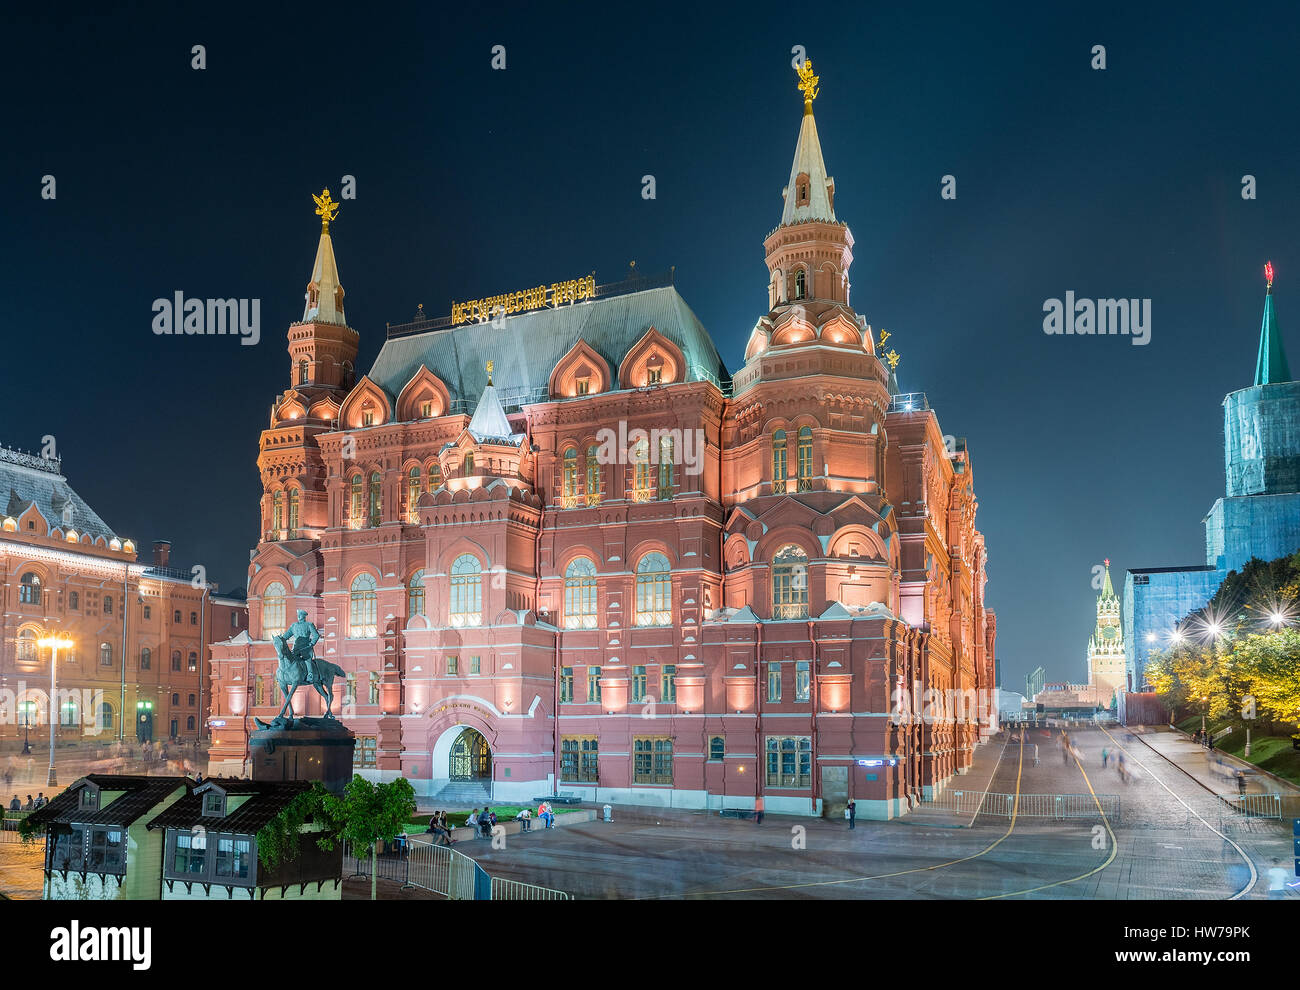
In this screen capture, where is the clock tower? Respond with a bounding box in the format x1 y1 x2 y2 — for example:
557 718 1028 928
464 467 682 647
1088 559 1126 703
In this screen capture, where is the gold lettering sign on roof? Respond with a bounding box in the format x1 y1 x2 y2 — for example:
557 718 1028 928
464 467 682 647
449 274 597 327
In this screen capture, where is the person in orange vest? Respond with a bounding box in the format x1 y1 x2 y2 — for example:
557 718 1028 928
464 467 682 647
754 795 764 825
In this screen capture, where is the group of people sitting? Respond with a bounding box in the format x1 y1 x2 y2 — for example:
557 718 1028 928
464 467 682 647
424 802 558 843
8 793 46 812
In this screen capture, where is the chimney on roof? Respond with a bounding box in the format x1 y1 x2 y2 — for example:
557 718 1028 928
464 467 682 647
153 541 171 567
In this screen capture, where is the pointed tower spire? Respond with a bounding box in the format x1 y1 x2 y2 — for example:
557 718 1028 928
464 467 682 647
782 59 836 226
303 189 346 325
1254 261 1291 385
1099 558 1115 599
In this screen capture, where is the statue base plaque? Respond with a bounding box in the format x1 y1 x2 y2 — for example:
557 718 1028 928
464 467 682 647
249 716 356 795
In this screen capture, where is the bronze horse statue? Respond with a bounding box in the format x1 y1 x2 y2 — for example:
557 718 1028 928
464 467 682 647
267 632 347 722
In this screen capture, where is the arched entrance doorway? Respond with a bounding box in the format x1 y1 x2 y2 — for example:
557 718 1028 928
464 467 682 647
448 728 491 781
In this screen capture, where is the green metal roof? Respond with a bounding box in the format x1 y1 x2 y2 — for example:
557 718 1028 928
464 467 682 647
1254 290 1291 386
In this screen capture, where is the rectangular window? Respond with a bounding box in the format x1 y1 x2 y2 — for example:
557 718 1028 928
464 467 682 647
470 655 481 675
203 792 224 816
709 736 725 761
767 663 782 702
103 595 113 615
661 664 677 703
69 592 79 610
560 667 573 704
87 827 125 874
633 736 673 785
765 735 812 788
356 736 377 768
560 735 599 782
191 611 198 625
174 831 206 875
214 836 251 880
631 666 647 703
446 656 458 675
795 660 810 702
587 666 602 704
143 605 151 620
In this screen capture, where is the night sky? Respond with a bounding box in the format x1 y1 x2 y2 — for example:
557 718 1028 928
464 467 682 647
2 2 1296 695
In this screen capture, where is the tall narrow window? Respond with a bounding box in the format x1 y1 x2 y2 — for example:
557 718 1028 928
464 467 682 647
140 647 151 670
772 430 788 494
631 666 647 703
427 461 443 491
767 663 782 702
287 488 300 533
797 426 813 491
794 269 806 299
420 400 433 418
772 544 809 620
634 552 672 626
298 359 309 385
585 445 602 505
99 643 113 667
368 671 380 705
631 437 651 501
349 573 378 638
407 467 421 522
273 490 284 535
463 453 475 476
368 472 382 527
262 582 287 637
661 664 677 703
795 660 811 702
657 435 674 500
344 672 356 706
16 628 36 661
560 667 574 704
19 573 41 605
564 557 598 629
449 554 482 627
349 474 363 526
103 595 113 616
172 651 182 671
576 377 590 395
407 570 425 617
587 666 602 703
255 675 265 706
561 448 579 507
188 652 197 672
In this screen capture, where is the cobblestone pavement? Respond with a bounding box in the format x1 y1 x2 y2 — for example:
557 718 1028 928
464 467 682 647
463 727 1297 900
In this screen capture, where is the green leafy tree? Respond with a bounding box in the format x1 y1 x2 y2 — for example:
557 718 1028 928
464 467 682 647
256 783 336 873
1229 629 1300 725
324 775 417 901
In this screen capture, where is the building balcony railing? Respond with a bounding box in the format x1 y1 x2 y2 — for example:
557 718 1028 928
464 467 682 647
772 602 810 620
889 391 930 413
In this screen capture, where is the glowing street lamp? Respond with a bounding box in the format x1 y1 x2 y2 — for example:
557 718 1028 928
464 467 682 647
37 632 74 787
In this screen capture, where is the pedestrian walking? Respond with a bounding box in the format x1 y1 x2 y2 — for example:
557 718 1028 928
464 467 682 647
846 800 857 829
1033 744 1040 767
1101 748 1109 769
1268 860 1290 899
1235 770 1247 796
754 795 765 825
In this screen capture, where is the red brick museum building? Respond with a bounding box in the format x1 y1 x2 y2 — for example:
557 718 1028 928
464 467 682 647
208 66 996 818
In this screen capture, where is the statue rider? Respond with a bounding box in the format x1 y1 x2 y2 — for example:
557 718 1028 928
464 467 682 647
286 609 322 684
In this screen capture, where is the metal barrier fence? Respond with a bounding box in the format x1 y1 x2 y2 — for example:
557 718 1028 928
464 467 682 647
343 836 568 900
0 811 33 844
1214 792 1283 819
923 790 1121 822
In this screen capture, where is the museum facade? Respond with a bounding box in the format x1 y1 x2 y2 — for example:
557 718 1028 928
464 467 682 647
208 65 996 818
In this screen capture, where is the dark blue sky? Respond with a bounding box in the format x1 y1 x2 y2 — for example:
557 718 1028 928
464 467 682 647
2 2 1295 693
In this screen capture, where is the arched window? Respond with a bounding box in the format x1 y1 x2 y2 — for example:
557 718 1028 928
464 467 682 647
408 570 425 617
16 628 37 661
368 472 382 527
140 647 151 670
349 474 364 527
18 572 41 605
585 445 602 506
262 582 287 637
797 426 813 491
449 554 482 627
255 675 265 706
657 435 674 500
794 268 806 300
287 488 300 533
99 702 113 732
772 430 788 494
172 650 182 671
187 716 196 731
350 573 378 638
427 461 443 492
407 466 421 522
772 544 809 620
635 552 672 626
368 671 380 705
564 557 598 629
561 448 579 507
298 358 309 385
342 360 354 388
60 696 78 727
272 491 283 535
631 437 651 501
99 643 113 667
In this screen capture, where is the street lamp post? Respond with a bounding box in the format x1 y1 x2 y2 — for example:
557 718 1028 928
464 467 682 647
38 633 74 788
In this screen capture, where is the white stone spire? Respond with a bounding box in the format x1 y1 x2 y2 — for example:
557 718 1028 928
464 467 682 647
303 189 346 324
780 105 837 226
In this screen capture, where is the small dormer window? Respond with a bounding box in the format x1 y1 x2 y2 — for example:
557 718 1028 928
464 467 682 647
421 400 433 418
463 453 475 476
79 788 98 811
202 792 225 817
363 411 374 427
576 377 590 395
647 367 662 385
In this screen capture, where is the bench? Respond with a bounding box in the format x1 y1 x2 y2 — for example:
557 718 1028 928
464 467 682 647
720 809 753 820
532 794 583 805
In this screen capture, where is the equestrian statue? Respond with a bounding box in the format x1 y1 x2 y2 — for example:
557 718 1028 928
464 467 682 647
254 609 347 728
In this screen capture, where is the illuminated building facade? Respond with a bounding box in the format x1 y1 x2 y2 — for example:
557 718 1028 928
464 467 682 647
208 63 996 818
0 446 247 746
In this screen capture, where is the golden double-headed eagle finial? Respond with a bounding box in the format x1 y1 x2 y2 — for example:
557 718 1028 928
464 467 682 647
313 188 340 231
885 349 901 371
486 359 494 386
796 58 820 110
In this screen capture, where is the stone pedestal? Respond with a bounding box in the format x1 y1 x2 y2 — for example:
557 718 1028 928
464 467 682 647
249 716 356 795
